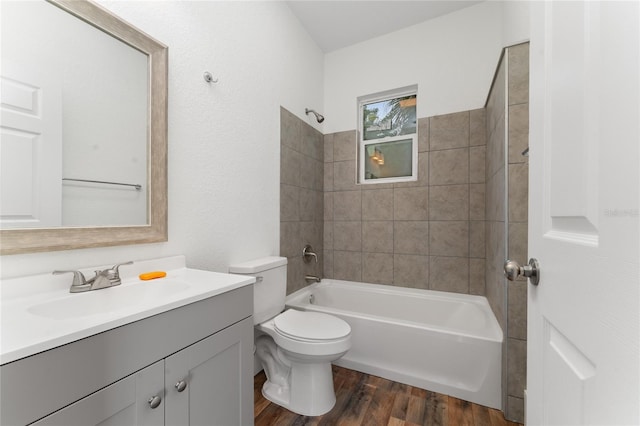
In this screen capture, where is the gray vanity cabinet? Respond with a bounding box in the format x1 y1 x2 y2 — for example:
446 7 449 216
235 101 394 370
0 285 254 426
32 360 165 426
165 318 253 426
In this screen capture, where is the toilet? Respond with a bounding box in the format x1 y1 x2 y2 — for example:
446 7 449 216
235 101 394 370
228 256 351 416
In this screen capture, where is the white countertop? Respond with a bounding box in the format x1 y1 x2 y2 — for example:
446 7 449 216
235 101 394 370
0 256 254 365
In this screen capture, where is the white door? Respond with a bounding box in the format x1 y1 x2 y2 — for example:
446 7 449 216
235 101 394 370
0 62 62 228
527 2 639 425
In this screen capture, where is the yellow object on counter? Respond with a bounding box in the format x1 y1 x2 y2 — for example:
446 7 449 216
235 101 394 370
139 271 167 280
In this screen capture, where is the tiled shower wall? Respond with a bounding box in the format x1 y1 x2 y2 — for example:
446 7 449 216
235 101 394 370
322 109 487 294
485 43 529 423
280 107 324 295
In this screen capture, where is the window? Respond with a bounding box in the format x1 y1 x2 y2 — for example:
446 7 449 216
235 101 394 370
358 85 418 184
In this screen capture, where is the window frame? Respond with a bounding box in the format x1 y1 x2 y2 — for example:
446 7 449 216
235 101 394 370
357 85 418 185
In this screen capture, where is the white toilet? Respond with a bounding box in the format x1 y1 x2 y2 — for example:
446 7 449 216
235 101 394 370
228 256 351 416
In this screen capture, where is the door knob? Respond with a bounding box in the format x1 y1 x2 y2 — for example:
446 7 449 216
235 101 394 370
504 258 540 285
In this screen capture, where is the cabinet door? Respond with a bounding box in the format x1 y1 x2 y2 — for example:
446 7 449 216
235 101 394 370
165 317 253 426
32 361 164 426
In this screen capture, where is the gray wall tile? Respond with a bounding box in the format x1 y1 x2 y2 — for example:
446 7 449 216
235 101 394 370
470 146 486 183
281 145 301 186
323 133 334 163
430 148 469 185
362 253 394 284
333 130 357 161
509 163 528 223
470 183 486 220
301 123 323 161
280 184 299 222
430 256 469 294
508 280 527 340
394 221 429 255
324 221 333 250
418 117 429 152
362 221 394 253
508 43 529 106
280 221 300 258
324 162 334 192
362 189 394 221
286 256 303 294
333 250 362 281
470 221 486 258
280 107 302 152
507 338 527 397
333 221 362 252
334 190 362 221
508 103 529 164
506 397 524 424
430 221 469 257
508 222 528 271
299 187 317 222
324 192 333 222
394 187 429 220
469 258 486 295
393 254 429 288
430 111 469 151
470 108 487 147
333 160 359 191
323 249 333 278
429 184 469 221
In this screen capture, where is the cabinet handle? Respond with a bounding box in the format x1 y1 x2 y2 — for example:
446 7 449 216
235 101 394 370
148 395 162 409
175 380 187 392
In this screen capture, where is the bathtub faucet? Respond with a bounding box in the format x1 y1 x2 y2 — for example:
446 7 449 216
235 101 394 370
305 275 321 283
302 245 318 263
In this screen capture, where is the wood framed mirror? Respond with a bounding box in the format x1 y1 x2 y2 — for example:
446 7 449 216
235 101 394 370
0 0 167 255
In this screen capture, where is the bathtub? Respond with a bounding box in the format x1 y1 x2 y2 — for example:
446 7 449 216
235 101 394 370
285 279 503 409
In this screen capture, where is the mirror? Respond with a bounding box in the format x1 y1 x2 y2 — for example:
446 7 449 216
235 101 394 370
0 0 167 254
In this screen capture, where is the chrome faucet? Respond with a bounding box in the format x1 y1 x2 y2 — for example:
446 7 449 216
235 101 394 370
302 245 318 263
305 275 321 283
54 261 133 293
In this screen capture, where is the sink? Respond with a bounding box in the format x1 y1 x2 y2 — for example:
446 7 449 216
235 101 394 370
28 280 190 320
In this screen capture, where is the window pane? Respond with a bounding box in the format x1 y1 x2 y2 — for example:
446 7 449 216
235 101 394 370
364 139 413 180
363 95 416 141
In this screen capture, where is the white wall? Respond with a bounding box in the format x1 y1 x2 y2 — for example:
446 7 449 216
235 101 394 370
1 1 324 278
502 1 531 47
323 1 505 134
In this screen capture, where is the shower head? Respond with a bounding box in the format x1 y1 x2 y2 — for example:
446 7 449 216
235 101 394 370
305 108 325 123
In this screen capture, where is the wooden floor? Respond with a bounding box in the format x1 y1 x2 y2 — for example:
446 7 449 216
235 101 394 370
255 366 522 426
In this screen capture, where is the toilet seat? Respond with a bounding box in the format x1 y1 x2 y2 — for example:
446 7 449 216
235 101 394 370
274 309 351 342
258 309 351 357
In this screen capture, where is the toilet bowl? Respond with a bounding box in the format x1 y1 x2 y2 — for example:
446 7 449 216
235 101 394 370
228 257 351 416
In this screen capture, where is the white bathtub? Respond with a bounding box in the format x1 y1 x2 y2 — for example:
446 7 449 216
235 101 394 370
286 279 503 409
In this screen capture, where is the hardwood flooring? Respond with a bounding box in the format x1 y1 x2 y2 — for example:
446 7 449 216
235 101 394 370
255 366 523 426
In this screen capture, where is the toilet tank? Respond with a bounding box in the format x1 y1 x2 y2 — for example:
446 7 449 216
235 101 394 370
228 256 288 325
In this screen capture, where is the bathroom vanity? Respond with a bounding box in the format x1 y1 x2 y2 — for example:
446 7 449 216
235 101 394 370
0 256 254 425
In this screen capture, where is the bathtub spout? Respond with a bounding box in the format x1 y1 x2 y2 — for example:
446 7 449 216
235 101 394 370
305 275 321 283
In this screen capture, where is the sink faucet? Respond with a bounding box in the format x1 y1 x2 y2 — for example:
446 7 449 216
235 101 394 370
53 261 133 293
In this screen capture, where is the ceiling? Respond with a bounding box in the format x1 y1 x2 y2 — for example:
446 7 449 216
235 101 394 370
286 1 484 53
